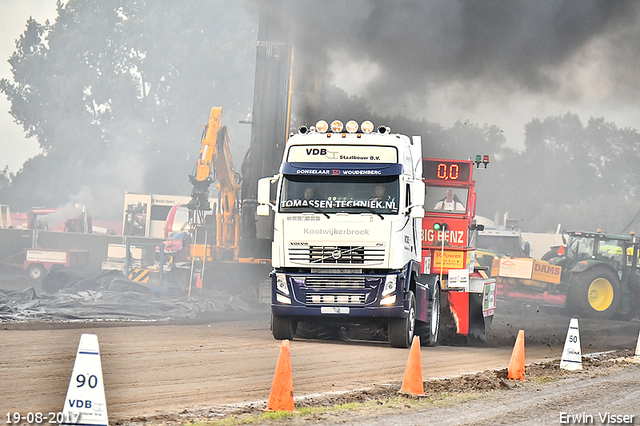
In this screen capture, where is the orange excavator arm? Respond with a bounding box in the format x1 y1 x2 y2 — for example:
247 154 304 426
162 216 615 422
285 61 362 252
188 107 241 260
195 107 222 182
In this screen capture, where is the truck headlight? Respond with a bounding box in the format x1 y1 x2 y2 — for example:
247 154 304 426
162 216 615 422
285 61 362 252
380 295 396 305
381 275 397 305
276 273 289 295
382 275 397 297
276 293 291 304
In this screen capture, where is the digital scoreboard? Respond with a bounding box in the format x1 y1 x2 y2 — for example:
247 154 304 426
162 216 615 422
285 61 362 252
422 159 472 183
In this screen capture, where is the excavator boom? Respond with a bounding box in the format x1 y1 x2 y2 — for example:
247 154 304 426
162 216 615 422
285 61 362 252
187 107 241 261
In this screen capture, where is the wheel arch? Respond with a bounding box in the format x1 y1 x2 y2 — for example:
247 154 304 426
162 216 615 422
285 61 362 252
570 260 618 277
405 259 422 294
412 272 440 323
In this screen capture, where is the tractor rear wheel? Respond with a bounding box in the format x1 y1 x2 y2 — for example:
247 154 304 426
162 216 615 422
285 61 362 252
568 267 621 319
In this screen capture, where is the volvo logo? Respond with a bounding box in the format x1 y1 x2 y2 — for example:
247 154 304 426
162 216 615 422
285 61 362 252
331 249 342 260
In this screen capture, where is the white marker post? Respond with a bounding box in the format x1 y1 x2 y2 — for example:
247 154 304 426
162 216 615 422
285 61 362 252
560 318 582 371
61 334 108 426
634 330 640 363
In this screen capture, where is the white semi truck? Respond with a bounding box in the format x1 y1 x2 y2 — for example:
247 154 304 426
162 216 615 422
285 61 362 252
257 119 495 347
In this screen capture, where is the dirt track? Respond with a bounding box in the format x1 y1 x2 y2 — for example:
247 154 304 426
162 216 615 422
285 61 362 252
2 299 640 424
1 268 640 424
0 308 548 419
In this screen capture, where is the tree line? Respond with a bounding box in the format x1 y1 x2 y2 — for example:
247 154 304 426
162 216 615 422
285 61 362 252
2 0 640 234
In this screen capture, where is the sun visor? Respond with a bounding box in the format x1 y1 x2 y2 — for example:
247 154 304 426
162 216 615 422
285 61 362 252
280 162 403 176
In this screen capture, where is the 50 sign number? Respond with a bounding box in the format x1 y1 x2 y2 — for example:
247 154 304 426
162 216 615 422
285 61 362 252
76 374 98 388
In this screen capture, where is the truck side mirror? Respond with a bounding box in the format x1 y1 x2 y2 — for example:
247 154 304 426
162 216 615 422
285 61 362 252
257 177 273 206
411 180 425 206
256 204 271 217
410 206 425 218
406 180 425 218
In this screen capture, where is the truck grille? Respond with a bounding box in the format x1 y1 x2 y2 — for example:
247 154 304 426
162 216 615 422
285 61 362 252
288 245 385 265
304 276 367 289
306 293 366 305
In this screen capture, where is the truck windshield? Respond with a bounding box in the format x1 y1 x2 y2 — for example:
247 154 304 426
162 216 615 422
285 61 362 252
279 175 399 214
425 186 468 214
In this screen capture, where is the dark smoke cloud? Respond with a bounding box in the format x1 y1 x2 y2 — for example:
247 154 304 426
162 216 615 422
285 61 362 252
264 0 640 123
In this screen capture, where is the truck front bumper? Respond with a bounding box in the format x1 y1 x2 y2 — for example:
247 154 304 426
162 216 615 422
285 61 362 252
272 303 407 318
271 269 410 319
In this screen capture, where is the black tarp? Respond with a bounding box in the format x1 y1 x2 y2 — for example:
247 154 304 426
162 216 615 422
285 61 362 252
0 270 257 322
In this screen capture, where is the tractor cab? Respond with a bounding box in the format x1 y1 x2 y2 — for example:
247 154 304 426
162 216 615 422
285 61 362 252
551 231 633 275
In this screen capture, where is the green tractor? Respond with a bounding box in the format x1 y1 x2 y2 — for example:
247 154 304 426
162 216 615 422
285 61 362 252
548 230 640 319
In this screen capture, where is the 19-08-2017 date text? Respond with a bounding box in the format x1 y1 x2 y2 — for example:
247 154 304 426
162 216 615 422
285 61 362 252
5 413 81 424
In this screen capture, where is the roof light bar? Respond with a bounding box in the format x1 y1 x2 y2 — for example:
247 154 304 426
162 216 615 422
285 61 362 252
361 121 374 134
315 120 328 133
309 119 379 134
345 120 359 133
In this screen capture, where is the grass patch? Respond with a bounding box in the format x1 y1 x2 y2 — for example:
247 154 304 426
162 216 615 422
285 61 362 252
528 375 560 384
190 400 394 426
190 392 492 426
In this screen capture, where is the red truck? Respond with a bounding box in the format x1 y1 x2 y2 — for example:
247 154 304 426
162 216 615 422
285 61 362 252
420 157 496 344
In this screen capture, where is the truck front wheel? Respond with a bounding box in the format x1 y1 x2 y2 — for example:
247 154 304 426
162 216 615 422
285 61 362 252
271 314 297 340
427 285 440 346
417 284 440 346
388 291 416 348
569 268 621 319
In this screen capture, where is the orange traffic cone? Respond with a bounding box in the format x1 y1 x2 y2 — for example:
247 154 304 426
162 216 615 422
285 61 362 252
508 329 525 381
399 335 424 396
266 340 294 412
196 273 203 288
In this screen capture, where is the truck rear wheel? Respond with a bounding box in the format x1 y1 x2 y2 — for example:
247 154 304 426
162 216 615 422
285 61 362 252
468 293 489 346
437 291 457 345
569 267 621 319
271 314 297 340
388 291 416 348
